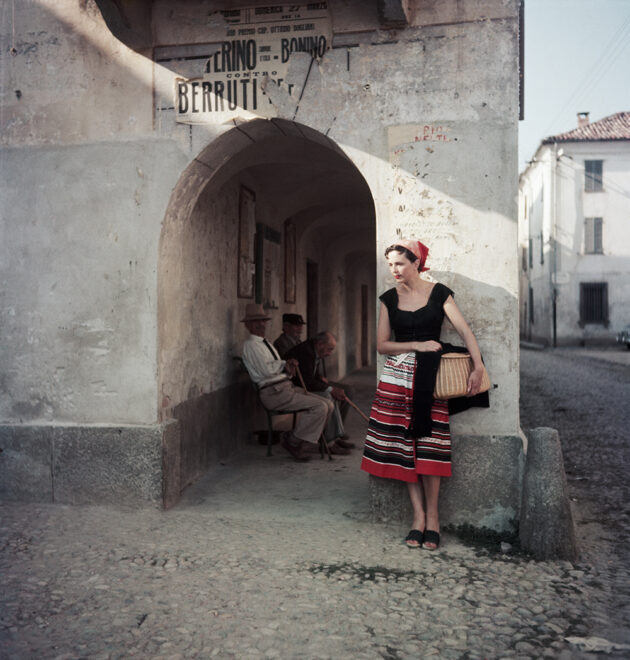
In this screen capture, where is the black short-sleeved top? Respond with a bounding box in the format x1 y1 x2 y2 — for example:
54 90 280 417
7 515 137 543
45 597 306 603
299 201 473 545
379 283 454 342
379 282 489 434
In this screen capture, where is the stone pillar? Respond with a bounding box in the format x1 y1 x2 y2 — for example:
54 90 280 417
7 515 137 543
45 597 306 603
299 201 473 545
519 427 578 560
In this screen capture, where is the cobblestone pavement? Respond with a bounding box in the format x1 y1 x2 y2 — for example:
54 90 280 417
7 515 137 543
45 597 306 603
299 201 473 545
1 353 630 660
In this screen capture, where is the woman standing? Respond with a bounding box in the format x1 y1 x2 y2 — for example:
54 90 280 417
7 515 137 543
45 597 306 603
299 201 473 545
360 240 487 550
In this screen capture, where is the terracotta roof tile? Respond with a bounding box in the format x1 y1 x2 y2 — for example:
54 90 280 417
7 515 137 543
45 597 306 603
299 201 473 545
542 111 630 143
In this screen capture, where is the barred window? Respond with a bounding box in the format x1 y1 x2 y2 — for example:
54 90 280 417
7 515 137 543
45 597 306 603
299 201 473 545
584 160 603 192
584 217 603 254
529 287 534 324
579 282 608 326
528 238 533 269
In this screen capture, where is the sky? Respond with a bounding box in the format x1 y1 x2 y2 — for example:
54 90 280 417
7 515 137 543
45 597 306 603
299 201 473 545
519 0 630 172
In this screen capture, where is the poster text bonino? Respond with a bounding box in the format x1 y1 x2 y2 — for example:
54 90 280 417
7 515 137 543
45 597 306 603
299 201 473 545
176 34 328 118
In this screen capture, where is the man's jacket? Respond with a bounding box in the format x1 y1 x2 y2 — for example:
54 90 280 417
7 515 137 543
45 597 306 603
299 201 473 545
285 339 328 392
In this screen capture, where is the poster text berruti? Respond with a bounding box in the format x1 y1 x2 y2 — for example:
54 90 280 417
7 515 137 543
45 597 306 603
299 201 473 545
175 3 331 124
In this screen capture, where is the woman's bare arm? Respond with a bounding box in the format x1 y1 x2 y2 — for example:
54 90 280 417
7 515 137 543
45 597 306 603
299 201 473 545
443 295 485 395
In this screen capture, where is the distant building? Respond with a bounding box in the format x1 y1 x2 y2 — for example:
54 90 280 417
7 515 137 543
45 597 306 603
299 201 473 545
519 111 630 345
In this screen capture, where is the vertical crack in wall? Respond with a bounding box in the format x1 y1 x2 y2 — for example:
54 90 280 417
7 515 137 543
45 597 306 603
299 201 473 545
292 56 315 121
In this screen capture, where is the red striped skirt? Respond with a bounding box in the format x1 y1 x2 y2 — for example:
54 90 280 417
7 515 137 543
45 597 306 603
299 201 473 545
361 352 451 481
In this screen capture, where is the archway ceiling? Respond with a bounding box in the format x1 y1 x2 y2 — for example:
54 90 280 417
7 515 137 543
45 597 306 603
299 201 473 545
241 161 373 222
191 118 376 263
301 215 375 257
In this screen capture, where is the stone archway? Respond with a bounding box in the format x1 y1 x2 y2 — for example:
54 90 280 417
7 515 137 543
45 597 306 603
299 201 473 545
157 118 376 502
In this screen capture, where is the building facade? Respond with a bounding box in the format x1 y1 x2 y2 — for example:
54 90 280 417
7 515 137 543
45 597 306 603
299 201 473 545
1 1 522 531
519 112 630 346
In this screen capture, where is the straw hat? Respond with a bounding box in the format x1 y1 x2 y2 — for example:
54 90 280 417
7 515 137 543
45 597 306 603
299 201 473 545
241 303 271 322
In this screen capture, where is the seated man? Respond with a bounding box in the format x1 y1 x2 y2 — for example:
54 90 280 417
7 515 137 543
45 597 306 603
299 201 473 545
240 304 332 462
286 331 355 452
274 313 306 358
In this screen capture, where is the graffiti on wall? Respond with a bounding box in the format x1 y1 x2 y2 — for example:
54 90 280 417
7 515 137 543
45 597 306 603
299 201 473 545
173 3 332 123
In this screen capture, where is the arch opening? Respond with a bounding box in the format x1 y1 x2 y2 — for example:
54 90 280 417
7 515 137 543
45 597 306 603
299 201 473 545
158 118 376 498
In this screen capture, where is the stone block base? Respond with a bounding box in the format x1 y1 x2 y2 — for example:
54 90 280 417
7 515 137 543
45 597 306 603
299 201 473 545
368 434 524 535
0 424 171 507
0 381 257 508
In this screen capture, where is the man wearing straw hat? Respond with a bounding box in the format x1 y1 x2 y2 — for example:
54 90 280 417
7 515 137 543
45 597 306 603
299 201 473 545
241 303 332 462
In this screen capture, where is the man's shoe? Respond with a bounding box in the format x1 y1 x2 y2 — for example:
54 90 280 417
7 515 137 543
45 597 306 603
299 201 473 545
327 441 350 455
281 433 310 462
335 438 356 449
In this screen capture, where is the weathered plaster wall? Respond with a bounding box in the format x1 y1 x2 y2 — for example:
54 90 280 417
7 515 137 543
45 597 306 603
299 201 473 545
1 2 186 425
0 141 186 424
1 1 154 146
344 256 377 375
159 176 242 414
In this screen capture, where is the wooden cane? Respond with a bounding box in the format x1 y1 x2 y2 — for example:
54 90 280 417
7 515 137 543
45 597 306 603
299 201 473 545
295 365 332 461
345 396 370 423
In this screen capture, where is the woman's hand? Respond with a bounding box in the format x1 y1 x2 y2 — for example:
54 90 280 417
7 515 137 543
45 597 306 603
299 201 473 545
467 367 485 396
414 340 442 352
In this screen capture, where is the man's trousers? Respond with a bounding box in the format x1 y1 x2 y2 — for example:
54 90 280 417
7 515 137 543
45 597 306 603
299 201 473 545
258 380 332 445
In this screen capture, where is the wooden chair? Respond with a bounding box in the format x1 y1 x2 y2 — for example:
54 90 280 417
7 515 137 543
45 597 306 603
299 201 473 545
256 393 312 457
233 357 326 458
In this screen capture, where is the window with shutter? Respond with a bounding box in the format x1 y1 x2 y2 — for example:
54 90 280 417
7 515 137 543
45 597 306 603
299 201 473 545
584 217 603 254
584 160 603 192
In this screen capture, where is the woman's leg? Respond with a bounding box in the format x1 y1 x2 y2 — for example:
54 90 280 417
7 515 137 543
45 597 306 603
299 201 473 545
421 475 441 548
407 480 426 540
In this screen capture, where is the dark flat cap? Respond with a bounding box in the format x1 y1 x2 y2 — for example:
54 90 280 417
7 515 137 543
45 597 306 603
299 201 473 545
283 313 306 325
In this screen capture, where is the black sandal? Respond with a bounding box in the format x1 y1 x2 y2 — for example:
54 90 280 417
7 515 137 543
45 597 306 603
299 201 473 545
404 529 424 548
422 530 440 550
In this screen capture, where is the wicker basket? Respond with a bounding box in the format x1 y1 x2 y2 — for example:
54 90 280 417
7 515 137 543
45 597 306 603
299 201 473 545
433 353 491 399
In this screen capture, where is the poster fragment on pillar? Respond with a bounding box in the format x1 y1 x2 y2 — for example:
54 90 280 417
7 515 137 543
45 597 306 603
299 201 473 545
175 3 331 124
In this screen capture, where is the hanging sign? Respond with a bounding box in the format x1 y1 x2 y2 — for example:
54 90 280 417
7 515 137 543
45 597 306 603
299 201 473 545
175 3 332 123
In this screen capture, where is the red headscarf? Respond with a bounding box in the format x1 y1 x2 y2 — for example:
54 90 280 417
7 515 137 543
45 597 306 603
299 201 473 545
396 239 430 272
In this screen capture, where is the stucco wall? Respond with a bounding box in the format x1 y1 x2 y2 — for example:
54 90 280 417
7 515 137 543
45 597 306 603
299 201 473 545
0 140 186 424
1 1 154 146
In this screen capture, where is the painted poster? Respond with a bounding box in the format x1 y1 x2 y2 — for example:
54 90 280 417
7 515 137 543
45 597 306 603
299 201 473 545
255 224 282 309
284 219 296 303
174 3 332 123
238 187 256 299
